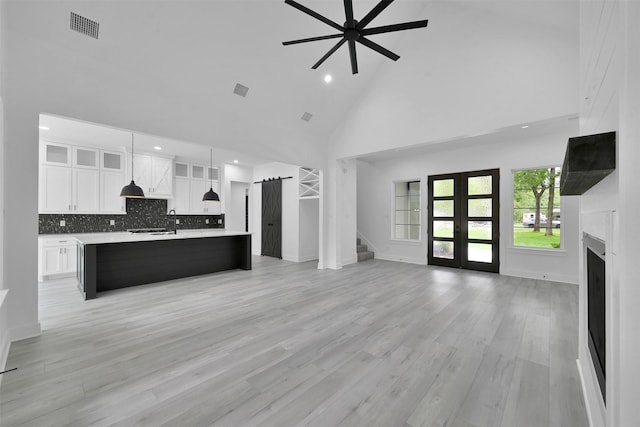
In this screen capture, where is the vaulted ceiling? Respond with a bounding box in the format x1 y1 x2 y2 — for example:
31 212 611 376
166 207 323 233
4 1 579 167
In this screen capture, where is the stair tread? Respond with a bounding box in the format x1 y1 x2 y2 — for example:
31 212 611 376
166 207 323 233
357 251 374 262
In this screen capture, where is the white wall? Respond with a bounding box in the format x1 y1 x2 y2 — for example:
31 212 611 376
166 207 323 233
578 1 640 426
357 126 580 284
252 162 299 262
228 181 248 232
322 1 579 270
299 198 319 262
223 163 253 231
0 0 9 377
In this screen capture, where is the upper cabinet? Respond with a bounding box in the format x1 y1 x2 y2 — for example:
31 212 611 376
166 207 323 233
99 150 126 213
171 160 221 214
131 154 173 198
39 142 100 213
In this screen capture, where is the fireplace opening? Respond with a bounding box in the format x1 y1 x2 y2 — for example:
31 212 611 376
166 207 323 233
586 234 606 403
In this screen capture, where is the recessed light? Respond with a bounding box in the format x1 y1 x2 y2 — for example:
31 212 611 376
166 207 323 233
153 146 162 150
521 125 529 129
324 74 332 83
39 126 50 131
233 160 239 164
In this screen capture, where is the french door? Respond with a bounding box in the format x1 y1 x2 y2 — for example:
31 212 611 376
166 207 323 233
428 169 500 273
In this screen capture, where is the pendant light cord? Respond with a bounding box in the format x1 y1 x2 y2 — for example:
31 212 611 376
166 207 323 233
210 148 213 188
131 133 135 181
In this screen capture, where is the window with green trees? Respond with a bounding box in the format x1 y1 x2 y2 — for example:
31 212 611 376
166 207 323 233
394 180 420 240
513 167 561 249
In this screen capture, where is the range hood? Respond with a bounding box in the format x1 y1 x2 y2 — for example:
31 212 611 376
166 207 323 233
560 131 616 195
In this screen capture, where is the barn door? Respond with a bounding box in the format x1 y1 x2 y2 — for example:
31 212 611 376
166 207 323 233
261 180 282 258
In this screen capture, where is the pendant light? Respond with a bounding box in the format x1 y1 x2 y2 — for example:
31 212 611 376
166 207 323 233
120 133 145 198
202 148 220 202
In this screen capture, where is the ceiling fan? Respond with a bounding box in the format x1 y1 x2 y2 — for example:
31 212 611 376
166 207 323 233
282 0 428 75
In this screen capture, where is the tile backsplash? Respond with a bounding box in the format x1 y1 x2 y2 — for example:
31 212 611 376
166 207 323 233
39 198 224 234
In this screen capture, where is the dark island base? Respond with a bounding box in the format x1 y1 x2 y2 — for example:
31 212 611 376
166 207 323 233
78 235 251 300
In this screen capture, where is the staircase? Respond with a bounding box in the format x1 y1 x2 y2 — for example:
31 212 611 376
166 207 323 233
357 237 374 262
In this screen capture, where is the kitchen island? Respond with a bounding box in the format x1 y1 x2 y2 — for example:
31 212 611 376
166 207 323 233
76 230 251 300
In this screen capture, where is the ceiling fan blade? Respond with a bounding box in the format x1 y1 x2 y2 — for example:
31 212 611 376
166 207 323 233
361 20 428 36
283 33 344 45
356 0 394 30
344 0 354 27
348 40 358 74
285 0 344 32
357 37 399 61
312 38 347 69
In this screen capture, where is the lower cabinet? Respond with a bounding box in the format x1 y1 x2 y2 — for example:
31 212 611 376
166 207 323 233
38 237 77 281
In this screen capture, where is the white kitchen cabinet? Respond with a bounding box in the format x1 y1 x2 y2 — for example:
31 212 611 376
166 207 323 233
100 150 126 213
174 178 191 213
40 164 73 212
171 161 221 214
100 170 126 213
38 237 77 281
132 154 173 198
73 168 100 212
40 142 103 213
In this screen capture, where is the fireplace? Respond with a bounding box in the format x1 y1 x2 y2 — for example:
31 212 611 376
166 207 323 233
584 232 606 403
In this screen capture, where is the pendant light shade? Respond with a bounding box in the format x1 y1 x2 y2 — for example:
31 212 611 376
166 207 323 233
120 133 145 198
203 148 220 202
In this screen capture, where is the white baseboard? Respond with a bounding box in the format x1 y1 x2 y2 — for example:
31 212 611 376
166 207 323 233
342 255 357 266
500 268 578 284
576 359 594 427
296 254 319 263
375 253 428 266
0 330 10 389
9 322 42 342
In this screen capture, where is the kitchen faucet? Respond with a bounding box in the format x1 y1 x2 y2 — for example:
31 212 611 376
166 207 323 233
168 209 177 234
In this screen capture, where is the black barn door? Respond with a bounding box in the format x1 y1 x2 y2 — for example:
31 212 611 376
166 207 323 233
261 180 282 258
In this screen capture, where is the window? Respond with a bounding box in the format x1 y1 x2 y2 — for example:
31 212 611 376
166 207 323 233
513 167 561 249
394 180 421 240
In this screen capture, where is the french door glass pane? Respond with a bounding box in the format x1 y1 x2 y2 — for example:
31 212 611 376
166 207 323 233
433 221 454 238
395 225 408 239
433 241 454 259
468 198 492 217
468 243 492 263
433 179 454 197
468 176 492 195
433 200 454 217
410 210 420 224
408 181 420 195
468 221 492 240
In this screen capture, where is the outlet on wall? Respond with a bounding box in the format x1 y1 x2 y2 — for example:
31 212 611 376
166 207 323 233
59 220 66 227
109 219 115 226
205 219 209 224
175 219 180 225
218 219 222 224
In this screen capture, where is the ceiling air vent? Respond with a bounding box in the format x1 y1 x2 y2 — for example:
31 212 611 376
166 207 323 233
233 83 249 98
70 12 99 39
301 112 313 122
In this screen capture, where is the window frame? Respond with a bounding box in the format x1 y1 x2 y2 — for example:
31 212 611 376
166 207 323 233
391 179 422 242
510 165 564 252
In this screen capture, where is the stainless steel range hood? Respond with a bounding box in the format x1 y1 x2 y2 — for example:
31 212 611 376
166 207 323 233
559 131 616 195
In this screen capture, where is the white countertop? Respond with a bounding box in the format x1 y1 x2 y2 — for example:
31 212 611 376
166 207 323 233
41 229 251 245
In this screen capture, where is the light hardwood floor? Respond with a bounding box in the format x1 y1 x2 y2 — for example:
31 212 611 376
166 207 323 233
1 257 587 426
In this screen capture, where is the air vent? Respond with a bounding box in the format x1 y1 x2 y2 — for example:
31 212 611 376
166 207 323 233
233 83 249 98
301 112 313 122
70 12 99 39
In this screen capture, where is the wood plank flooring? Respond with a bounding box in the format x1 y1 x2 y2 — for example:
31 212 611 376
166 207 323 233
0 257 588 426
